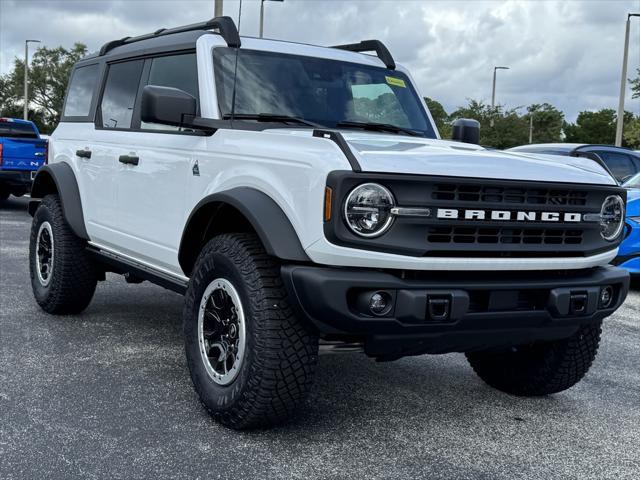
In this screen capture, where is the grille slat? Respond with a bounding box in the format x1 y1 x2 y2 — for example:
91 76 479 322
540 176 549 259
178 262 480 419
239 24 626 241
428 226 584 245
432 184 588 206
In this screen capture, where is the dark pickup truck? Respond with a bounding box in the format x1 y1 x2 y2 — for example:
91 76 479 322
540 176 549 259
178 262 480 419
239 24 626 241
0 118 47 200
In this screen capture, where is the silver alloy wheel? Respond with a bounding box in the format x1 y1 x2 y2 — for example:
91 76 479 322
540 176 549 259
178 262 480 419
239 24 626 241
35 221 54 287
198 278 246 385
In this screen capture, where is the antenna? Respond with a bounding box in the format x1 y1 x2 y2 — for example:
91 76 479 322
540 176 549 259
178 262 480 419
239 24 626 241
229 0 243 127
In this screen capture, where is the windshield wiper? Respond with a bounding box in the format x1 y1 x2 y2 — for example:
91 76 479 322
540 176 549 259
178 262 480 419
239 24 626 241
223 113 324 128
335 120 422 137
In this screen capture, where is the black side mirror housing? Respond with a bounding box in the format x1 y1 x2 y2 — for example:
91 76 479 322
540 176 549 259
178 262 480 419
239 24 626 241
140 85 197 127
451 118 480 144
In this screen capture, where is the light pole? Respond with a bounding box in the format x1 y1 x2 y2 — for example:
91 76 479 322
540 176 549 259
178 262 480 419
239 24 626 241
615 13 639 147
214 0 223 17
259 0 284 38
491 66 509 109
23 39 41 120
529 114 534 144
490 66 508 127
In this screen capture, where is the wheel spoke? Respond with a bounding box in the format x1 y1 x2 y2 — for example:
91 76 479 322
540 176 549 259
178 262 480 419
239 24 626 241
198 279 245 385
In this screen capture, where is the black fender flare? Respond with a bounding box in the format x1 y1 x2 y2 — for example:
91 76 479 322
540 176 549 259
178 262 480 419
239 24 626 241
28 163 89 240
179 188 310 275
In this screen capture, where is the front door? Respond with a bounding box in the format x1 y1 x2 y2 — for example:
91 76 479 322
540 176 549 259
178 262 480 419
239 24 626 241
95 52 203 274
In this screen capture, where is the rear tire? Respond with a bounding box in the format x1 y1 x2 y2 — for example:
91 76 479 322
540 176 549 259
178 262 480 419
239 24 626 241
184 233 318 429
29 194 98 314
466 322 602 396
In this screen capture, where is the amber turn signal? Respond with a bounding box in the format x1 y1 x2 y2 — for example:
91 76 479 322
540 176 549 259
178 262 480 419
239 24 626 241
324 186 333 221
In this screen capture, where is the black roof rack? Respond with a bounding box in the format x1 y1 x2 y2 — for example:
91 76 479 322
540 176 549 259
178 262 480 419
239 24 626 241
99 16 241 56
332 40 395 70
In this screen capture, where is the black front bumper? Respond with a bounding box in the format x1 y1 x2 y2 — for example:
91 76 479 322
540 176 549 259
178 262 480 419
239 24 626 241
0 170 33 190
282 265 630 358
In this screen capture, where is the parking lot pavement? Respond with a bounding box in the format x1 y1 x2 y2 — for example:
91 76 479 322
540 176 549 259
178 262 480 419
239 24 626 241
1 196 639 480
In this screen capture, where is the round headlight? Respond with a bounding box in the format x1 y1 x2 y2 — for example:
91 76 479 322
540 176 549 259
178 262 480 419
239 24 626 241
344 183 395 237
600 195 625 241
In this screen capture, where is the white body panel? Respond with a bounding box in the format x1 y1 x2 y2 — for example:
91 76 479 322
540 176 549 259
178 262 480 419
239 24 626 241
49 34 619 278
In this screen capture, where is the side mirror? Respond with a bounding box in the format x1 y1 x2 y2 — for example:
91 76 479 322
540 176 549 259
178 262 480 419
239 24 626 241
140 85 197 127
451 118 480 144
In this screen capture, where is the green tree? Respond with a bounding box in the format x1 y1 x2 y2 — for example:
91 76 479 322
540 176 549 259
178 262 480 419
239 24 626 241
630 68 640 100
0 43 87 133
523 103 564 143
623 116 640 149
564 109 634 145
424 97 451 138
449 99 528 149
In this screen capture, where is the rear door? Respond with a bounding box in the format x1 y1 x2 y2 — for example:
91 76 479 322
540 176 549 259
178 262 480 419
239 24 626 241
0 121 45 171
88 59 146 250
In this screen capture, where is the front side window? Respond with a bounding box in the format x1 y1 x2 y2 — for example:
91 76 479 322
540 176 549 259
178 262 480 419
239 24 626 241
63 64 99 118
100 60 144 129
141 53 199 131
597 151 636 181
623 172 640 188
213 48 435 137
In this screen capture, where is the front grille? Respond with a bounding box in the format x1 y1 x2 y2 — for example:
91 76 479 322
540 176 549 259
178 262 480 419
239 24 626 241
325 171 624 258
432 184 588 206
427 226 584 245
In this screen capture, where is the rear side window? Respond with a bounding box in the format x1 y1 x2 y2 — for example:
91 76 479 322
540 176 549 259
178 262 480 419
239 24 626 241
597 151 637 181
141 53 199 131
100 60 144 129
63 64 99 118
0 121 38 138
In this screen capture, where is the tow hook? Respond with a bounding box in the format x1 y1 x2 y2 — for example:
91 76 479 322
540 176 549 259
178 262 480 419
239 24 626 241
427 296 452 322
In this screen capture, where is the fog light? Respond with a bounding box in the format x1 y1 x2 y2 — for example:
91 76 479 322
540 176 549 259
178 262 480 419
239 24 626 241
369 291 392 316
599 286 614 309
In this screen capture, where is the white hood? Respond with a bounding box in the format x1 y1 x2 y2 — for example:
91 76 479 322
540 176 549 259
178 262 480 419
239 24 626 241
269 129 617 185
339 132 616 185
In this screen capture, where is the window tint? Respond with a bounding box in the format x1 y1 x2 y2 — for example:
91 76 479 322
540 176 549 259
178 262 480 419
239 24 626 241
597 151 637 181
141 53 199 130
0 121 38 138
213 48 435 137
351 83 410 127
63 64 99 117
100 60 144 129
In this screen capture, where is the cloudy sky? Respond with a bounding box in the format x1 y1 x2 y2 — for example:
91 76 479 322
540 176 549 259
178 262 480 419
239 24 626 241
1 0 639 121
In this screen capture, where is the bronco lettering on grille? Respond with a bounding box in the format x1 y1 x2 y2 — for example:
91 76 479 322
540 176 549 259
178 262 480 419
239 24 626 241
436 209 583 222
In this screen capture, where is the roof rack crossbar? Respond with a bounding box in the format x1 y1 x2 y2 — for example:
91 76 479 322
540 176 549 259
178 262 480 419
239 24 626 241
332 40 395 70
99 16 240 56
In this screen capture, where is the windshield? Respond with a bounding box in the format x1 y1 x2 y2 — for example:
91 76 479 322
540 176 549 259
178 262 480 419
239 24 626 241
0 121 38 139
213 48 436 138
623 172 640 188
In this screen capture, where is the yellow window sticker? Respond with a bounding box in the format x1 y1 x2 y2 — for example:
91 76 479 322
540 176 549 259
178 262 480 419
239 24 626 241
385 76 406 88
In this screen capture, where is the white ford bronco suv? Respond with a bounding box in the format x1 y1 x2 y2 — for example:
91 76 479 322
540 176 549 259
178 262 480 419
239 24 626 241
29 17 630 429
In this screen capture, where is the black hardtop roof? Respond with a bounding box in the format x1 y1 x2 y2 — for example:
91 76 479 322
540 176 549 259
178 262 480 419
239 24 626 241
77 30 209 65
77 16 239 65
76 16 395 70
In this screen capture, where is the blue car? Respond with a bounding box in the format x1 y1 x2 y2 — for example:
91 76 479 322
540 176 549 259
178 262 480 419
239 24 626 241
507 143 640 275
507 143 640 184
0 118 47 201
615 174 640 275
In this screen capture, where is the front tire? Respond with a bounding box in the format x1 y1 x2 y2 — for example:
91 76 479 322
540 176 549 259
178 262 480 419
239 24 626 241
466 322 602 396
29 194 98 314
184 233 318 429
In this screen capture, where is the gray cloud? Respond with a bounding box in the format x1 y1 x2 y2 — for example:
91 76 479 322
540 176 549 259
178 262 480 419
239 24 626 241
1 0 639 121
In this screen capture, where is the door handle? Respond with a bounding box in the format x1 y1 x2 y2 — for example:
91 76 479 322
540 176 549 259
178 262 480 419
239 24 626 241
119 155 139 166
76 149 92 159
